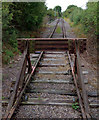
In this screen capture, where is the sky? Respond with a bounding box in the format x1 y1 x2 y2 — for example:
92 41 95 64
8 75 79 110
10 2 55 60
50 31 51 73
46 0 89 12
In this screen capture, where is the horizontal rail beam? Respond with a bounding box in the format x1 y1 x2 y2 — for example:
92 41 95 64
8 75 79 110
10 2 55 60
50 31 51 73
17 38 87 41
17 38 87 53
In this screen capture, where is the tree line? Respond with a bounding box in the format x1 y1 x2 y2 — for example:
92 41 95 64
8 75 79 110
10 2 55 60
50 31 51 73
2 2 63 64
63 2 98 36
2 2 47 64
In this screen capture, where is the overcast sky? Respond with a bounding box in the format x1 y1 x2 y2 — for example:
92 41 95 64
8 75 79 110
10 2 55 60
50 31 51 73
46 0 89 12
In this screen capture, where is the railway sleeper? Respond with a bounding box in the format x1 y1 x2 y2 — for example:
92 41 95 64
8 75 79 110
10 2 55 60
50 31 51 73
30 79 88 84
25 88 98 97
20 99 99 108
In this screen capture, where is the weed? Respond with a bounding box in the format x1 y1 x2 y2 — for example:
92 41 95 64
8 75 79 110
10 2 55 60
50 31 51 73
38 94 41 101
9 64 13 68
3 55 10 64
2 96 5 99
64 17 86 38
56 26 61 34
5 49 14 58
19 51 22 55
72 102 79 110
13 47 18 53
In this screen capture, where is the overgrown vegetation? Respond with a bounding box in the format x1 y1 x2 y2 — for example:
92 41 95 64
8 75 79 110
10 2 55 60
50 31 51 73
47 9 56 22
63 2 98 36
54 6 62 17
47 5 62 22
56 26 61 33
2 2 47 64
63 2 98 65
72 102 79 110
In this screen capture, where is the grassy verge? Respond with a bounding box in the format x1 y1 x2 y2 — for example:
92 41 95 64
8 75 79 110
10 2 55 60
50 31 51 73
64 17 97 68
56 26 61 34
64 17 86 38
2 43 20 64
2 25 47 65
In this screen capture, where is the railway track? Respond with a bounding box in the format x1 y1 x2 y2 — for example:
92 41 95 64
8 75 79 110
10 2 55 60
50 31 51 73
3 19 98 119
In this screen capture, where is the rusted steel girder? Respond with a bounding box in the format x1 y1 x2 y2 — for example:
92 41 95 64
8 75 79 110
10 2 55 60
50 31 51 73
17 38 87 54
4 52 44 119
17 38 87 40
74 40 91 118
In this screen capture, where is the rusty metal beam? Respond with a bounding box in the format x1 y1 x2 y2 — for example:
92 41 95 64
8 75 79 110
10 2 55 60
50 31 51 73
4 47 28 119
17 38 87 53
67 51 87 119
5 52 44 119
17 38 87 41
75 41 91 118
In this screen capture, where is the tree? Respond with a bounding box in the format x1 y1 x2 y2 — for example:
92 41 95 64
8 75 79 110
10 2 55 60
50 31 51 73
2 2 47 64
54 5 62 17
9 2 47 30
63 5 77 17
47 9 56 21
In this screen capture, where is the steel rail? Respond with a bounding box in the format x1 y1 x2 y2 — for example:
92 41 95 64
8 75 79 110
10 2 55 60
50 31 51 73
5 51 44 119
62 19 86 118
62 19 66 38
75 41 91 119
4 18 60 119
4 47 28 119
62 18 91 119
67 51 87 118
48 19 59 38
4 19 89 119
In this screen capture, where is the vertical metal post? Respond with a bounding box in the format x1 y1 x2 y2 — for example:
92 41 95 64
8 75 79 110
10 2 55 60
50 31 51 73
74 55 77 74
26 41 32 73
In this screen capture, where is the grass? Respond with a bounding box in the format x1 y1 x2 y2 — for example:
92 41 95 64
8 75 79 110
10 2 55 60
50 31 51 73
64 17 86 38
56 26 61 34
2 96 5 99
64 17 74 27
72 24 86 38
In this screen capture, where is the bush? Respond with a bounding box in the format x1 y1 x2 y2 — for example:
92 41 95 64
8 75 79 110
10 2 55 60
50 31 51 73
2 2 47 64
3 49 14 64
64 2 98 36
3 55 10 64
70 8 83 25
9 2 47 31
81 2 98 35
47 9 56 21
5 49 14 58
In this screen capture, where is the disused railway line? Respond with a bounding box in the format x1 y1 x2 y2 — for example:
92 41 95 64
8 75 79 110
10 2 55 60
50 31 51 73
3 19 98 119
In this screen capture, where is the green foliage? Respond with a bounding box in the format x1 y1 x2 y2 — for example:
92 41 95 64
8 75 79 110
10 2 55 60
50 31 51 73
2 2 47 64
54 5 62 17
9 2 47 31
5 49 14 58
81 2 98 35
63 5 77 18
72 102 79 110
56 26 61 33
63 2 98 36
3 50 13 64
2 2 18 64
2 3 13 29
70 7 83 25
47 9 56 21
